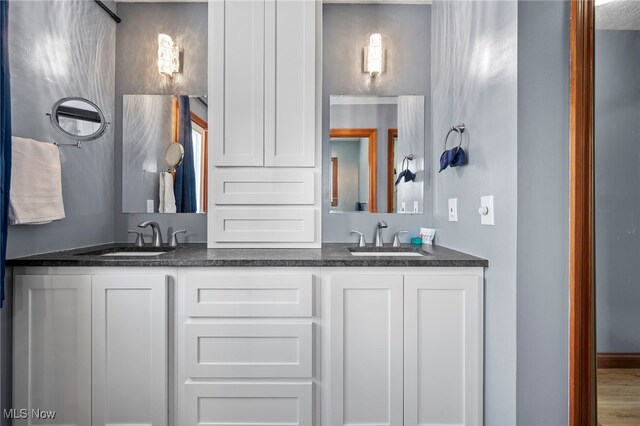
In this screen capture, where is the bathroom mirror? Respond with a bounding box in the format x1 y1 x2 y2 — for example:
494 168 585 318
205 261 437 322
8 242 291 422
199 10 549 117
329 95 424 214
49 97 108 142
122 94 208 214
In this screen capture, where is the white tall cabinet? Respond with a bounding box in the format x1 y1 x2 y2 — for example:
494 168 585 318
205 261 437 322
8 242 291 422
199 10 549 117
209 0 320 247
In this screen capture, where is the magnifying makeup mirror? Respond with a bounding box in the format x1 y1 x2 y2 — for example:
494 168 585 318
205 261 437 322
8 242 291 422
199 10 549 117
165 143 184 170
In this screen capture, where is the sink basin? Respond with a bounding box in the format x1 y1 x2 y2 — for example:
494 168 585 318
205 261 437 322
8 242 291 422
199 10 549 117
76 246 176 257
100 251 168 257
348 247 427 257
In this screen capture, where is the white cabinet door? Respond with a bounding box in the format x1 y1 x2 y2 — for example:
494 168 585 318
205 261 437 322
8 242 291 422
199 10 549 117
264 0 316 167
91 275 168 426
329 274 404 426
404 275 483 426
13 275 91 426
185 382 313 426
212 0 265 166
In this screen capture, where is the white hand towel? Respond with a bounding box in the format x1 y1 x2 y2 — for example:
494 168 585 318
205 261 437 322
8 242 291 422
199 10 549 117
160 172 176 213
9 137 66 225
159 173 166 213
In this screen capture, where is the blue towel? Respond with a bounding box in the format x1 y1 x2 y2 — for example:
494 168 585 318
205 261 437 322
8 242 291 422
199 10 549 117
439 147 466 172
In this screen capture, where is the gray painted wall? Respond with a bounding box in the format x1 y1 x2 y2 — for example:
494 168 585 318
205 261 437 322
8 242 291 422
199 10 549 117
322 4 431 243
7 0 116 258
431 1 517 424
595 29 640 353
516 1 570 424
115 2 207 243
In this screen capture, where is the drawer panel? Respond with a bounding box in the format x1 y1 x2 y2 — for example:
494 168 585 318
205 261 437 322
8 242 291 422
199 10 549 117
185 274 314 317
185 382 313 426
213 168 315 205
186 323 313 378
212 207 315 242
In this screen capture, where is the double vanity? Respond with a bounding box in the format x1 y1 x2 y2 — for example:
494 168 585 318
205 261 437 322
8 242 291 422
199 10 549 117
8 0 491 425
9 243 486 426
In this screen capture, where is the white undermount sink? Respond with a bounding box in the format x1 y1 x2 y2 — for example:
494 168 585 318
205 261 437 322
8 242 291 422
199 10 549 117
350 251 424 257
348 247 427 257
100 252 167 257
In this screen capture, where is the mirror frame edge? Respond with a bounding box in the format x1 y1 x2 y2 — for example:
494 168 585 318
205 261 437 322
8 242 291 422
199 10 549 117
569 0 596 425
49 96 108 142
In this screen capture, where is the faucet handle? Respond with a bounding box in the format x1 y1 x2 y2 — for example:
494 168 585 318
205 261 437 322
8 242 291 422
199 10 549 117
169 230 186 247
350 230 366 247
128 230 146 247
392 230 408 247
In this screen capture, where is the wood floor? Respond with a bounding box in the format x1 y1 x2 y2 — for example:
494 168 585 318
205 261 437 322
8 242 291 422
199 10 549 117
598 369 640 425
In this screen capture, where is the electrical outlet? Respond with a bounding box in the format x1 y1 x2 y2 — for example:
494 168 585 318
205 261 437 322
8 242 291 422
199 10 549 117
448 198 458 222
147 199 154 213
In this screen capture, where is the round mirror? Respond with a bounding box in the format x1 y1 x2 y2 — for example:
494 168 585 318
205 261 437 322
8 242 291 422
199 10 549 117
165 143 184 169
49 97 108 142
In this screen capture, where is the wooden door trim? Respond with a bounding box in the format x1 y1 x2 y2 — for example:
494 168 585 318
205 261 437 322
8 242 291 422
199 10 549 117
330 128 378 212
331 157 339 207
570 0 596 425
387 129 398 213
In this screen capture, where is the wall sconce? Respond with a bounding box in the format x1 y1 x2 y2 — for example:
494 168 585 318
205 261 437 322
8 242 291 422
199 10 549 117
364 33 384 77
158 34 180 77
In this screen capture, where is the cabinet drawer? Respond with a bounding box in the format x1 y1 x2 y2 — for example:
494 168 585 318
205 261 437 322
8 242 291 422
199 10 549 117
185 274 314 317
212 207 315 242
185 382 313 426
186 323 313 378
213 168 315 205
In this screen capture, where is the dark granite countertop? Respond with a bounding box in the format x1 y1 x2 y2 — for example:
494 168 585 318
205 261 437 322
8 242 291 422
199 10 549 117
7 243 488 268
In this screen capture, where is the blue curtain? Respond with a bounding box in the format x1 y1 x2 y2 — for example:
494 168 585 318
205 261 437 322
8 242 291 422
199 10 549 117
0 0 11 308
174 96 197 213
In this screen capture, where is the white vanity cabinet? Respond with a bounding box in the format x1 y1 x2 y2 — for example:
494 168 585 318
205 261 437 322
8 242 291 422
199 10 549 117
13 269 170 426
322 268 484 426
176 269 319 426
12 265 483 426
211 0 316 167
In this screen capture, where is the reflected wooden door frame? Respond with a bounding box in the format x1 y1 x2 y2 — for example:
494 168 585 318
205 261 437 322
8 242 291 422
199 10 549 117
570 0 596 424
387 128 398 213
329 128 378 213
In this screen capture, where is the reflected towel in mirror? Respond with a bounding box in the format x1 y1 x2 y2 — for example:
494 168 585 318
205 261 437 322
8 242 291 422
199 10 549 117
159 171 176 213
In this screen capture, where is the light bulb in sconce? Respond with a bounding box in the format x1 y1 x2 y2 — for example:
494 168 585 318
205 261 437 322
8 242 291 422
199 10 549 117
366 33 383 77
158 34 180 77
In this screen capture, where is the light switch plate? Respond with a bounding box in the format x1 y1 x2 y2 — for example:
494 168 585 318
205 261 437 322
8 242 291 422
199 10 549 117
448 198 458 222
147 199 154 213
480 195 494 225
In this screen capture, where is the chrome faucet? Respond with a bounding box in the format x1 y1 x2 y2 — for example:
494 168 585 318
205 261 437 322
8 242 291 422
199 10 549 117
375 221 388 247
138 221 163 247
